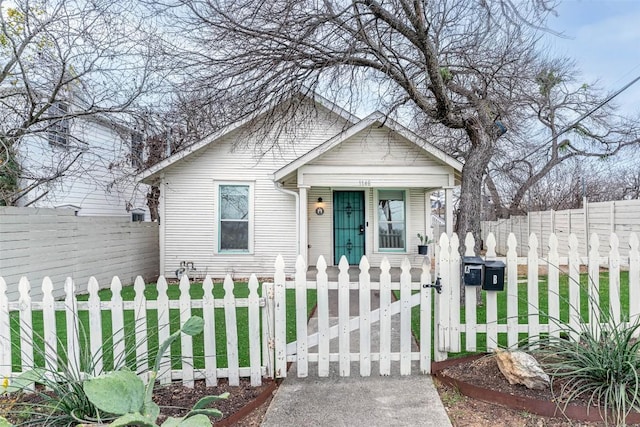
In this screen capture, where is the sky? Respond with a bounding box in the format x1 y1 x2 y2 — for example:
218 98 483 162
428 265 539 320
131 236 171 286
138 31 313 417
546 0 640 116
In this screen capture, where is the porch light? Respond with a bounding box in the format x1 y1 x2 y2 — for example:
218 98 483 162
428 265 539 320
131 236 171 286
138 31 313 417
315 197 325 215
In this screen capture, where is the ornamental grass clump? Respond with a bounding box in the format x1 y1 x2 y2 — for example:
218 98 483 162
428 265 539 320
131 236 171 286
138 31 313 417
534 319 640 426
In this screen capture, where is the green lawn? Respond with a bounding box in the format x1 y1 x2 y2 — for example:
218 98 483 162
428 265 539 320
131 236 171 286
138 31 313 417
10 281 317 373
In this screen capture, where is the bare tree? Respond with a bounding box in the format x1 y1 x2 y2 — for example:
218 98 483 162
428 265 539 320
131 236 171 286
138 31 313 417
485 59 640 217
157 0 556 248
0 0 158 205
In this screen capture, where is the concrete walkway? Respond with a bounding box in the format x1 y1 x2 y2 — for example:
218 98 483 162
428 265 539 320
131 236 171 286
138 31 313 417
261 289 452 427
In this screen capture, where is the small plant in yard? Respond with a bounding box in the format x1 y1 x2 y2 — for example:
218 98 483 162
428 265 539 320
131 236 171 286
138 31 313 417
533 318 640 426
83 315 227 426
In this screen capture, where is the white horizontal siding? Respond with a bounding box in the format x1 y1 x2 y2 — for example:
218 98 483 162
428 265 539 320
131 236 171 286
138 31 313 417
161 103 351 277
17 116 149 218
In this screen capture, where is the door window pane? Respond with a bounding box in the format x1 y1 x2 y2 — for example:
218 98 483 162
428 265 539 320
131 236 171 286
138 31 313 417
378 190 405 250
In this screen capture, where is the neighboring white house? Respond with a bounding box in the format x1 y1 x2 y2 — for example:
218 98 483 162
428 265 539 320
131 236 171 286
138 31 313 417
15 104 150 219
138 94 462 277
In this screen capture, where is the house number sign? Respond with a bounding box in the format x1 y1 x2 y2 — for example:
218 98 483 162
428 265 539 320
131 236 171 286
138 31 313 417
358 179 371 187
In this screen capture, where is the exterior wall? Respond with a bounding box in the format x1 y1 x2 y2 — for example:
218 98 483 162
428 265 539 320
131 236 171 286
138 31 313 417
310 126 442 167
0 207 158 300
16 115 149 218
160 105 351 277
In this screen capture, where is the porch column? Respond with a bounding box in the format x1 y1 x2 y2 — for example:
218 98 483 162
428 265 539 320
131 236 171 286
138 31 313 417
424 190 433 240
444 186 454 236
298 185 309 265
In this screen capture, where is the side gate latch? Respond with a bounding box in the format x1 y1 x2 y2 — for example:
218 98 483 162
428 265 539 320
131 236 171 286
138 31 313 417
422 277 442 294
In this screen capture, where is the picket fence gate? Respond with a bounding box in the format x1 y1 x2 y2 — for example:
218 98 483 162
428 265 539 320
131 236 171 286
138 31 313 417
2 230 639 389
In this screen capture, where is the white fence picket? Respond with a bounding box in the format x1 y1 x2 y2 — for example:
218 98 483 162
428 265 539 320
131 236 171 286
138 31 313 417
316 256 330 377
133 276 148 375
609 233 621 325
547 234 560 338
400 258 412 375
568 234 582 342
379 257 391 376
588 233 601 340
295 256 308 378
156 276 172 384
359 256 371 377
86 277 103 375
419 257 432 374
110 276 125 368
0 278 9 380
18 277 33 388
630 233 640 337
42 278 59 374
262 281 275 379
527 234 540 347
64 278 80 376
338 256 350 377
179 275 195 388
464 233 477 352
506 234 519 348
223 275 239 386
435 233 450 362
274 255 287 378
449 234 461 353
485 234 498 350
248 274 261 386
202 275 217 386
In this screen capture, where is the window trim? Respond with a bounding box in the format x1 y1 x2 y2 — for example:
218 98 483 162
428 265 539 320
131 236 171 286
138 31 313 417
374 189 409 253
216 181 254 254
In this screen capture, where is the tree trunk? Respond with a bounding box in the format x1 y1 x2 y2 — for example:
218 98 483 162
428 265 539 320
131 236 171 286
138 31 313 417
457 140 494 254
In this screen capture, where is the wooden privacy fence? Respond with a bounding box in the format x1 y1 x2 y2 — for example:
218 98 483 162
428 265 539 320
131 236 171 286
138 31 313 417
481 198 640 258
435 231 640 361
0 273 268 390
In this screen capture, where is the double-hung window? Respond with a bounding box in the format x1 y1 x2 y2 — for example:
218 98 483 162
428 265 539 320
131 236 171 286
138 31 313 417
218 183 252 252
377 190 406 251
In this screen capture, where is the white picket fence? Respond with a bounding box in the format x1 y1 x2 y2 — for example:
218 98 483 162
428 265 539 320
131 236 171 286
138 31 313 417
0 273 268 389
3 230 639 388
435 231 640 359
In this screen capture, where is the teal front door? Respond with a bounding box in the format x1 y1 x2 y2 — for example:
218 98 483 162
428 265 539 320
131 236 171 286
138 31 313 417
334 191 365 265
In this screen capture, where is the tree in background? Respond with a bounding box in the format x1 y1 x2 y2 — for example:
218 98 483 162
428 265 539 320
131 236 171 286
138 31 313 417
485 59 640 217
0 0 158 206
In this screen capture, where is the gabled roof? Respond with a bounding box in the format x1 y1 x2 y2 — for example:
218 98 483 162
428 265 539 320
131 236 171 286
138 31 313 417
137 91 360 183
272 111 463 182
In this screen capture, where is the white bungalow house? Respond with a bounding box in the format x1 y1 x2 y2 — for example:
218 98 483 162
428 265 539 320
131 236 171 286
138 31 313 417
138 94 461 278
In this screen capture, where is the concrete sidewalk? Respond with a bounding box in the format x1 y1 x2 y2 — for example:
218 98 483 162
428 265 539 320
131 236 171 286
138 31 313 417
261 290 452 427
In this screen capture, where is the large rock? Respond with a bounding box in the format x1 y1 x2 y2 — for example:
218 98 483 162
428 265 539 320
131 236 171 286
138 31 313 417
494 348 550 390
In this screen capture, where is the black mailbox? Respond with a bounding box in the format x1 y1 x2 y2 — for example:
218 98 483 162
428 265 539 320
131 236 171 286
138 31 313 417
463 256 484 286
483 260 506 291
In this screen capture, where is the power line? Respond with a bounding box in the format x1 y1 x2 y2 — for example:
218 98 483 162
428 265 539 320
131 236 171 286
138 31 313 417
555 73 640 141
